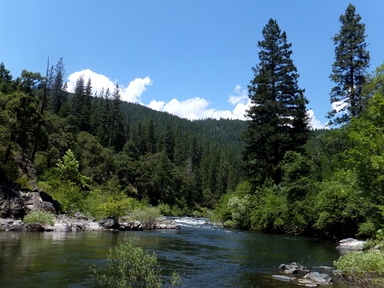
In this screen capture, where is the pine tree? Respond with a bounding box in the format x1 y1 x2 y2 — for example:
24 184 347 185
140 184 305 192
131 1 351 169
328 3 370 125
110 85 125 151
243 19 309 185
72 75 92 131
0 63 14 93
51 57 66 114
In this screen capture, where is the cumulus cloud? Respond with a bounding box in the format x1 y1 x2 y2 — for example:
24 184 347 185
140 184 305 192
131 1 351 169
66 69 152 103
121 77 152 103
148 85 252 120
67 69 116 94
307 109 326 130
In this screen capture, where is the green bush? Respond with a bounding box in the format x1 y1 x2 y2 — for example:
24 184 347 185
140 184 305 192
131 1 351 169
334 250 384 286
131 207 161 229
23 211 54 226
250 185 288 232
95 241 162 288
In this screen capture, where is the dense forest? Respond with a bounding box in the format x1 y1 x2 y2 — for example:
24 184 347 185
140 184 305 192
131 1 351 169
1 3 384 241
0 57 247 218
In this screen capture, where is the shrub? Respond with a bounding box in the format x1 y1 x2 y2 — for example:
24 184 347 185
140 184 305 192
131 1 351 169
334 250 384 286
23 210 54 226
131 207 161 229
170 271 181 287
94 242 162 288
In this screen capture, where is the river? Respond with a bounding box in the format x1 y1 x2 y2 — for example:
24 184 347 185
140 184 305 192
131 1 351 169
0 217 342 287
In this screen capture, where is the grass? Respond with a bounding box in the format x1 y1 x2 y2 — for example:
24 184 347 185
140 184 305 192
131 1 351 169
23 210 55 226
334 249 384 287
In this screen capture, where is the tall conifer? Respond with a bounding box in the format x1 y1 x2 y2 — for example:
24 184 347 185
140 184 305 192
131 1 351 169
243 19 309 185
328 3 370 125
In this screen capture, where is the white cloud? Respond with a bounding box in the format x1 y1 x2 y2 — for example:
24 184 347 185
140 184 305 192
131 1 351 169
228 85 248 105
147 85 252 120
121 77 152 103
67 69 116 95
66 69 152 103
307 109 326 129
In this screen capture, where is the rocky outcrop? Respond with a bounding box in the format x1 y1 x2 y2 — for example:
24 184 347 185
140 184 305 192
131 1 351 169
53 214 101 232
1 170 60 219
0 173 26 219
336 238 366 251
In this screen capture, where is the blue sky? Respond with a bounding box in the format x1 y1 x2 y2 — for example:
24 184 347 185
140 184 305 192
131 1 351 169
1 1 383 128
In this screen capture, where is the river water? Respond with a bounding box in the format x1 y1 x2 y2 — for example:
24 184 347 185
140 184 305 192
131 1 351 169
0 218 342 287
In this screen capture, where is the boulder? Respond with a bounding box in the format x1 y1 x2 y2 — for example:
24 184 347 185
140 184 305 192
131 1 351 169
54 214 101 232
304 271 332 285
1 170 59 219
21 191 56 214
279 262 310 274
0 182 26 219
154 220 180 229
118 220 143 230
336 238 365 251
99 217 118 229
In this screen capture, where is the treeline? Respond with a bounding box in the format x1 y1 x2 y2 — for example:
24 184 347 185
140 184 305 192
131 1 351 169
0 59 246 217
214 4 384 239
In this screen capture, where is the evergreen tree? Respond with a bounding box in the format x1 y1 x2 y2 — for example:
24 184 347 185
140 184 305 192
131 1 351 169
144 118 156 154
0 63 14 93
243 19 309 185
72 75 92 131
328 3 370 125
97 88 111 146
51 57 66 114
110 84 125 151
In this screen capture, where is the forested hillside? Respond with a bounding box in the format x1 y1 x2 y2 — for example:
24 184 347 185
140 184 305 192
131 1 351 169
0 60 247 218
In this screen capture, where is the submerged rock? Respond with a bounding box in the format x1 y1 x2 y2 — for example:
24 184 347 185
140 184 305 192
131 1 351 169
304 271 332 285
275 262 333 287
272 275 295 283
279 262 310 274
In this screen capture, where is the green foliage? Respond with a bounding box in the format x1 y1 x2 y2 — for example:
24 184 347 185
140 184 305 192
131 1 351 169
131 207 161 229
23 211 54 226
94 241 162 288
334 250 384 286
170 271 181 287
356 221 377 239
312 170 364 237
250 184 288 232
56 149 90 188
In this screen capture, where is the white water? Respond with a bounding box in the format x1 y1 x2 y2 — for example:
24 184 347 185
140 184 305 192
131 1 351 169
172 217 210 227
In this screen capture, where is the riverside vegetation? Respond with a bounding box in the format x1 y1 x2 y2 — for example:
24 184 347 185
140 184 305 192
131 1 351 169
1 3 384 286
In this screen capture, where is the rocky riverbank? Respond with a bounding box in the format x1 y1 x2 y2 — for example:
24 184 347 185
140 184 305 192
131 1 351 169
0 169 179 232
0 213 179 232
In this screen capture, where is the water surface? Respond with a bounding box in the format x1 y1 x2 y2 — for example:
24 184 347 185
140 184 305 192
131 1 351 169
0 218 341 287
